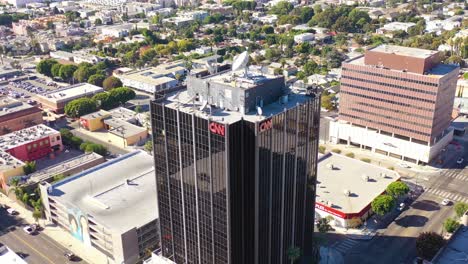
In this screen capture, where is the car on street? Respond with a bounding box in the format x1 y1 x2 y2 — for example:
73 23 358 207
64 252 77 261
6 208 17 215
441 199 451 206
397 203 406 211
457 158 464 165
23 225 36 235
397 162 411 168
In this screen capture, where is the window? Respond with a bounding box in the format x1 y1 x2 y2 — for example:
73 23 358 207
27 145 32 151
33 143 37 148
56 136 60 141
44 139 49 144
39 141 43 146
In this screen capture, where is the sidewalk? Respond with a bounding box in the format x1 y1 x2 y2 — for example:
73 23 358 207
0 193 108 264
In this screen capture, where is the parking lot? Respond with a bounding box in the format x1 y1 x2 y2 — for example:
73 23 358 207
0 77 62 104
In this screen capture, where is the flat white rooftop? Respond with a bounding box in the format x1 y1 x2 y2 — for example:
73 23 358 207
0 96 38 117
48 151 158 232
370 44 438 59
0 244 27 264
163 87 311 125
316 153 400 215
38 83 104 104
0 124 58 151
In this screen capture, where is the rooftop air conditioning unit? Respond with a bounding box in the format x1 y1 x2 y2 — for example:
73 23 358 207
362 174 369 182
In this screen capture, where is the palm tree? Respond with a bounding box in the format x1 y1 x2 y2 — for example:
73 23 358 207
287 246 302 264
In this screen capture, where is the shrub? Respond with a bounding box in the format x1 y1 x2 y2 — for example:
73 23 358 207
416 232 445 260
331 148 341 154
345 152 355 158
70 136 83 149
360 158 371 163
443 218 460 233
318 145 326 154
388 166 395 170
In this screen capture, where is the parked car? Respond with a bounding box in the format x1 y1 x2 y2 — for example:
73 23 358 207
457 158 464 165
64 252 76 261
22 225 36 235
397 162 411 168
441 199 450 206
6 208 17 215
397 203 406 211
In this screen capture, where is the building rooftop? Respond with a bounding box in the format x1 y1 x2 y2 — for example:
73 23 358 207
37 83 104 104
80 109 109 120
202 68 278 90
369 44 438 59
433 226 468 264
0 96 39 117
346 55 458 77
0 124 59 151
0 243 27 264
108 107 137 122
316 153 400 214
47 151 158 232
104 117 146 137
117 67 183 86
0 150 24 172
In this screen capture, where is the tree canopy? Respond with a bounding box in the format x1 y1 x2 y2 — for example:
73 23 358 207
416 232 445 260
454 202 468 218
371 194 396 216
36 59 58 77
103 76 123 90
386 181 410 198
64 97 97 118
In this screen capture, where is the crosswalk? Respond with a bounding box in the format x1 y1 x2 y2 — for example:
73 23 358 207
426 188 468 203
331 238 359 256
441 169 468 181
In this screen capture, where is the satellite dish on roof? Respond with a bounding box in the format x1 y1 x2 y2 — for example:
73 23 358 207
232 51 249 73
199 100 208 111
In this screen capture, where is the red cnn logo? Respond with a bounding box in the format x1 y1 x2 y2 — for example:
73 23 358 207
209 122 225 136
259 119 272 133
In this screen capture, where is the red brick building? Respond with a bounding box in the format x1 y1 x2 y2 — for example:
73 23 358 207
0 97 43 136
330 45 459 164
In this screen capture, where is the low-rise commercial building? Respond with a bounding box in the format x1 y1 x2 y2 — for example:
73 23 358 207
0 96 43 136
40 151 159 264
315 153 400 228
36 83 104 114
0 243 27 264
80 107 148 148
376 22 416 37
0 124 63 189
114 64 185 94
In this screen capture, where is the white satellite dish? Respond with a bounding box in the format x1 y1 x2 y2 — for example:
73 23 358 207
232 51 249 73
257 106 263 116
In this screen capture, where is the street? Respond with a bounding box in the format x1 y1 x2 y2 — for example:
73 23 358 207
0 207 87 264
340 164 468 264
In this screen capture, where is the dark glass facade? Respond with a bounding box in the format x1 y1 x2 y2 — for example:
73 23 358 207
150 92 320 264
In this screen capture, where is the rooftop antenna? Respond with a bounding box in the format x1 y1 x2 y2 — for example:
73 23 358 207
232 50 249 77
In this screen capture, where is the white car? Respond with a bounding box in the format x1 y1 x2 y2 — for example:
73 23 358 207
441 199 450 206
457 158 464 165
6 208 16 215
23 225 35 235
398 162 411 168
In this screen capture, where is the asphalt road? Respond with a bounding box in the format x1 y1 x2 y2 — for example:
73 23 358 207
343 164 468 264
0 208 87 264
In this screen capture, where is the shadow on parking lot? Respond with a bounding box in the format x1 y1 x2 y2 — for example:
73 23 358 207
395 215 428 227
410 200 440 212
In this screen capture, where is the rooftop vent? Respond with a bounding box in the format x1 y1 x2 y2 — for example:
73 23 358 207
362 174 369 182
344 189 351 196
326 163 334 170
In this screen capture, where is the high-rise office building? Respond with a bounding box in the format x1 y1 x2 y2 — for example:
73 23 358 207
329 45 459 164
150 64 320 264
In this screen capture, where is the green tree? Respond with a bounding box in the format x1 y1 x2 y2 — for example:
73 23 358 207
321 92 336 111
317 216 334 233
36 59 58 77
386 181 410 198
32 209 42 224
80 142 107 156
144 140 153 152
416 232 445 260
287 246 301 263
64 98 97 118
94 18 102 26
59 128 74 145
371 194 396 216
303 61 318 76
270 1 294 15
51 63 62 77
73 66 93 83
443 218 460 233
70 136 83 149
262 25 274 34
454 202 468 218
103 76 123 90
92 92 118 110
108 87 136 104
52 174 65 183
23 161 37 175
59 64 78 82
88 74 106 87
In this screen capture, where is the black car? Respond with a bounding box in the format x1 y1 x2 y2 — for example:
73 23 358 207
64 252 76 261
